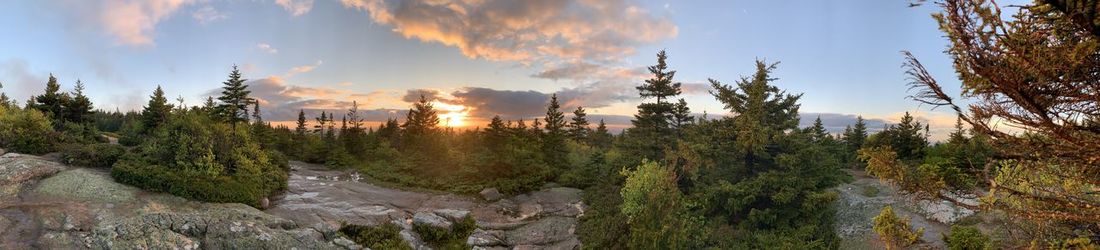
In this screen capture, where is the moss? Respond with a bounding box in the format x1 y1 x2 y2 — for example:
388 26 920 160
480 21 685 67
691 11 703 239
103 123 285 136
338 223 412 250
413 215 476 250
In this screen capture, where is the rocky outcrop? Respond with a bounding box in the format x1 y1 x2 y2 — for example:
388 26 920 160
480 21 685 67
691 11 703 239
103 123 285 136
0 153 354 250
271 161 586 250
480 188 502 201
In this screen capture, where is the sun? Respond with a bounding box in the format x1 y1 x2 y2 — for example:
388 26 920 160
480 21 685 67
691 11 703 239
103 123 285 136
434 101 469 127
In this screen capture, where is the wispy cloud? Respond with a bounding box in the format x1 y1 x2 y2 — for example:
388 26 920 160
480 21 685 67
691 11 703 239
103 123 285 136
256 43 279 54
283 60 323 78
191 5 227 24
93 0 199 46
275 0 314 16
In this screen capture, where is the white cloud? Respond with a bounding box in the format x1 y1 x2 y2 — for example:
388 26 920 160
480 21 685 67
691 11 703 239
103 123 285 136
275 0 314 16
256 43 279 54
283 60 323 77
191 6 227 24
96 0 199 46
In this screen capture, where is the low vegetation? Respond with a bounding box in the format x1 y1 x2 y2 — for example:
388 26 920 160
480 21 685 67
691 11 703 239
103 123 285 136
413 215 476 249
338 223 411 250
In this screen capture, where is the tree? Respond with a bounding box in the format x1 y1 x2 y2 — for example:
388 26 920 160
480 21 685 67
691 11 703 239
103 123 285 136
873 206 923 250
630 50 691 160
620 160 700 249
843 116 868 152
216 65 252 128
0 81 10 107
252 102 263 124
902 0 1100 225
484 115 508 149
591 119 612 149
808 116 828 142
709 60 801 170
543 94 568 171
568 106 589 141
32 74 68 121
295 109 307 136
141 86 173 129
402 95 439 137
65 80 93 124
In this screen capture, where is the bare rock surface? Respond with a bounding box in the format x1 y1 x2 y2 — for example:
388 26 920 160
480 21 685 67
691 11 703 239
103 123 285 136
269 161 586 250
0 154 349 250
834 171 961 249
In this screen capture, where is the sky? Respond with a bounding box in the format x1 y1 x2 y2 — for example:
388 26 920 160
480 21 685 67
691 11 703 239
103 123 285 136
0 0 998 140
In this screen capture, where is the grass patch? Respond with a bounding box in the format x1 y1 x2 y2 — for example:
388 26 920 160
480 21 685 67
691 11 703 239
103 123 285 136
413 215 477 250
862 186 880 197
338 223 412 250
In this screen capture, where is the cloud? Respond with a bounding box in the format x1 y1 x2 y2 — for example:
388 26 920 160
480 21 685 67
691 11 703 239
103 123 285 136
93 0 199 46
340 0 677 64
192 5 227 24
401 89 445 103
0 59 47 103
283 60 323 77
256 43 279 54
275 0 314 16
207 76 400 122
798 113 890 134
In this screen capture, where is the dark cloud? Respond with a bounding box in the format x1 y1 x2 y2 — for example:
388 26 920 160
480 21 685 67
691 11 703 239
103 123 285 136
204 76 401 122
449 87 550 120
401 89 443 103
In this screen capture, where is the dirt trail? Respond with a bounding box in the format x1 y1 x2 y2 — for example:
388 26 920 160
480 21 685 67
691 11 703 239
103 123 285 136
835 170 952 249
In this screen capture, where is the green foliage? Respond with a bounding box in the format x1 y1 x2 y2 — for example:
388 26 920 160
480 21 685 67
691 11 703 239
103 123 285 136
568 106 589 141
0 106 55 154
338 223 411 250
620 160 702 249
142 86 173 130
709 60 801 159
943 225 991 250
577 184 630 250
413 215 476 249
873 206 924 250
111 159 273 207
864 112 927 162
216 66 252 126
59 143 126 168
627 50 692 160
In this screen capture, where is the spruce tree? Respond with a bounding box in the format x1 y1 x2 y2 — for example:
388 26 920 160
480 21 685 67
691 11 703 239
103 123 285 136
402 95 440 137
485 115 508 147
0 82 10 107
809 116 829 142
65 79 93 124
591 119 612 149
844 116 868 152
33 74 68 120
295 109 307 136
710 60 801 170
630 50 690 160
568 106 590 141
216 65 252 128
543 94 568 171
252 102 263 124
141 86 173 129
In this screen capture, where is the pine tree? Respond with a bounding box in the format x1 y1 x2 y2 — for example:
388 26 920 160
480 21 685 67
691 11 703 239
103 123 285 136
0 81 10 107
401 95 440 137
710 59 801 170
591 119 612 148
295 109 307 136
630 50 690 160
485 115 508 147
216 65 252 128
33 74 68 120
568 106 590 141
809 116 828 142
947 117 967 145
65 79 93 124
347 101 364 130
314 111 328 134
252 102 263 124
543 94 568 171
141 86 173 129
844 116 868 152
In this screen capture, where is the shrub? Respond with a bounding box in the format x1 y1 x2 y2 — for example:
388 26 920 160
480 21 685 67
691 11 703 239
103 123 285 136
111 158 269 207
413 215 476 249
338 223 411 250
0 106 55 154
873 206 923 250
943 225 991 250
59 143 126 168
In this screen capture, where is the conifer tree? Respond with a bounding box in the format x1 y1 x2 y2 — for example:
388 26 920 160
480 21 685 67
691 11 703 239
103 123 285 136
809 116 829 142
710 59 801 170
141 86 173 129
485 115 508 147
252 102 263 124
0 82 10 107
630 50 690 160
591 119 612 148
314 111 329 134
402 95 440 137
65 79 93 124
216 65 252 128
347 101 364 130
33 74 68 120
295 109 307 136
568 106 590 141
843 116 868 152
543 94 568 171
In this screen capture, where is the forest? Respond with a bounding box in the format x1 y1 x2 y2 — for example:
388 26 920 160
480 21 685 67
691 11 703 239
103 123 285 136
1 0 1099 249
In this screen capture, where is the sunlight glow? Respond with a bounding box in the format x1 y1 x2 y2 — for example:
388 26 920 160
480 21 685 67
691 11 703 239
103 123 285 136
434 101 470 127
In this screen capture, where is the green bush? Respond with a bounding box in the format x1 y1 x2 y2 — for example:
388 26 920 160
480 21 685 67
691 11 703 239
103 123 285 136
111 158 269 207
338 223 411 250
0 106 55 154
413 215 476 249
873 206 924 250
943 225 991 250
59 143 126 168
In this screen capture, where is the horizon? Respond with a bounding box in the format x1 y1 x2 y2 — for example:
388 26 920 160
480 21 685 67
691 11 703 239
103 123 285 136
0 0 1012 141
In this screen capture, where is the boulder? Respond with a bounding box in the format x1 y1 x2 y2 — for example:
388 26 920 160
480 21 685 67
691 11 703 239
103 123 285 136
504 217 576 246
467 228 505 247
434 209 470 222
412 211 452 230
480 188 502 201
0 153 65 186
33 168 137 203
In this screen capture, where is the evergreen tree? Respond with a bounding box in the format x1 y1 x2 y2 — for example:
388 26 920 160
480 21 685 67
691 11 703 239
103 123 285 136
295 109 307 136
808 116 828 142
843 116 868 152
141 86 173 129
401 95 440 137
65 79 93 124
252 102 263 124
568 106 589 141
485 115 508 148
33 74 68 121
709 60 801 170
0 82 11 107
543 94 568 171
591 119 612 149
216 65 252 128
630 50 690 160
347 101 364 130
314 111 329 134
947 117 967 145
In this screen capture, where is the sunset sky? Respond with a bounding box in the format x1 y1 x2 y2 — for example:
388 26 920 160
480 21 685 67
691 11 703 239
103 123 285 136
0 0 1011 139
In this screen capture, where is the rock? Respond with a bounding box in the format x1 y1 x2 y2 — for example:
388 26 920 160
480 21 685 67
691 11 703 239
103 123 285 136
434 209 470 222
412 211 452 230
0 153 65 185
33 168 137 203
467 229 505 246
0 148 6 156
260 197 271 209
333 237 361 250
480 188 502 201
505 217 576 246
